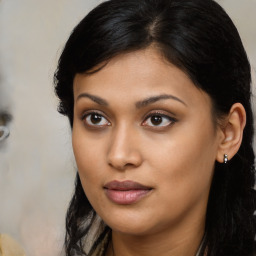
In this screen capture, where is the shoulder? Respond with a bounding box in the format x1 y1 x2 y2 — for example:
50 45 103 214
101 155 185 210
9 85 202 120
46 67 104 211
0 234 26 256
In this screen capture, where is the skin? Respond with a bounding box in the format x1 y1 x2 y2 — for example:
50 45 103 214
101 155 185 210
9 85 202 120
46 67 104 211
72 47 226 256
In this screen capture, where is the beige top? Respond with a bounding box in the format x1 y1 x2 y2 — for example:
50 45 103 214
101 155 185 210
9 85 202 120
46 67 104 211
0 234 26 256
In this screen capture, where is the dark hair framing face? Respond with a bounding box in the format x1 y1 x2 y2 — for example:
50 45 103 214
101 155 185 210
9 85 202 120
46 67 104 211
54 0 256 255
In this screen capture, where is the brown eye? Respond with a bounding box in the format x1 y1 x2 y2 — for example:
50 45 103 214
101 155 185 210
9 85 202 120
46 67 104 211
142 113 176 128
150 115 163 126
84 112 110 127
90 113 103 124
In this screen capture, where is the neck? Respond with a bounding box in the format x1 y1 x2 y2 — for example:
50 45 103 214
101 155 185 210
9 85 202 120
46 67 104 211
107 219 205 256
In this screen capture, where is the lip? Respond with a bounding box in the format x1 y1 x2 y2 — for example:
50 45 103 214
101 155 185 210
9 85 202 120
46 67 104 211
104 180 152 205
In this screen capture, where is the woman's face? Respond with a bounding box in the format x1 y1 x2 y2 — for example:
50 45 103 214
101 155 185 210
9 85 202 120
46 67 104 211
72 48 223 236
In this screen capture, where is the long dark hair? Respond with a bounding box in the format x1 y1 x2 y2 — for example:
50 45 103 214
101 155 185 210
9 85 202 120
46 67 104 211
54 0 256 255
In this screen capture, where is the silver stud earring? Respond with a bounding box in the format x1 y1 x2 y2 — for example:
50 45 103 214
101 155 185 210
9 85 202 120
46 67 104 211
223 154 228 164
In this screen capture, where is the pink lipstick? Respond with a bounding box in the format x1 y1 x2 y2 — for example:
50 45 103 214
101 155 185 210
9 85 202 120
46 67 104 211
104 180 152 205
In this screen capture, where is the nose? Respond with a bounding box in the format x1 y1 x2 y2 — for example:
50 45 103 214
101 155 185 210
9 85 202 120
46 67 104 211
107 125 143 171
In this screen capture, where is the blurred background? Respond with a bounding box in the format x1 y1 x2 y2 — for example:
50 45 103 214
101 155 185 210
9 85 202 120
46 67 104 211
0 0 255 255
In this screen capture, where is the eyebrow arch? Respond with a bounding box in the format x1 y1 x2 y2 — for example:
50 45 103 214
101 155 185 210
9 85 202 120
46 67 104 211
76 93 108 106
136 94 187 108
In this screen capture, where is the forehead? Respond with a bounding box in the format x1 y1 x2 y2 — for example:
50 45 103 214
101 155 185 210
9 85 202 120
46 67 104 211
73 48 211 110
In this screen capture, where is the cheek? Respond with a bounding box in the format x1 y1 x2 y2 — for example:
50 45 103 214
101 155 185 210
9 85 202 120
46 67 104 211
146 124 217 206
72 126 106 181
72 132 108 210
72 112 218 218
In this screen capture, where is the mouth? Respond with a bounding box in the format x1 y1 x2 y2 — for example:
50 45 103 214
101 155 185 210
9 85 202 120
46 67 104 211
103 180 153 205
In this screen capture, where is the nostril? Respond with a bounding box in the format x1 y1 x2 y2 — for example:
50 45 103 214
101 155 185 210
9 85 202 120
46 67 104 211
107 153 143 171
108 160 126 171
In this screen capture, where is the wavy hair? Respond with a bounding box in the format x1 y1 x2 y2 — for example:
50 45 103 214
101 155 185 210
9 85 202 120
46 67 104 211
54 0 256 255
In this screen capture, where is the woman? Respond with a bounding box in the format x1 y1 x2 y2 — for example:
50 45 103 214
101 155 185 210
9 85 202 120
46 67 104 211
54 0 256 255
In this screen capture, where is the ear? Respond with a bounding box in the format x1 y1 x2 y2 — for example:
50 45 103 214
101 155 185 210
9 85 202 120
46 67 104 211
216 103 246 163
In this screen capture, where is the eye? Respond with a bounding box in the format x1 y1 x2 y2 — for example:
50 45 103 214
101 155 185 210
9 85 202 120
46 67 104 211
142 113 176 127
83 112 110 127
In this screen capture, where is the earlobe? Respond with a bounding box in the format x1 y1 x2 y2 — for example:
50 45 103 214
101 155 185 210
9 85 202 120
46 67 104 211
216 103 246 163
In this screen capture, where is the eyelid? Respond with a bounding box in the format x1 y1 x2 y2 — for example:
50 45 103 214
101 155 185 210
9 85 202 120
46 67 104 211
80 109 177 129
142 111 177 127
81 109 107 119
81 110 111 127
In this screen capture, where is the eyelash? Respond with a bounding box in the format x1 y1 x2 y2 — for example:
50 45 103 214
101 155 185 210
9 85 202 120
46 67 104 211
81 111 110 128
81 111 177 129
142 112 177 128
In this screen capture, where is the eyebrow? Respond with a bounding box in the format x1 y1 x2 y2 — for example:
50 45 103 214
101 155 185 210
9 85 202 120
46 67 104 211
135 94 187 108
76 93 187 108
76 93 108 106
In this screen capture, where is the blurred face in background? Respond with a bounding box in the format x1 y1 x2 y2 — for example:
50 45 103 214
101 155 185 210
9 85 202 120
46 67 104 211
0 113 11 182
0 82 11 172
0 113 10 144
0 82 11 148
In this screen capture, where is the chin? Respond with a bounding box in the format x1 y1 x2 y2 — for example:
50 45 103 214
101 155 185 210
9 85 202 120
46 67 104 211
101 211 162 236
110 223 152 236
